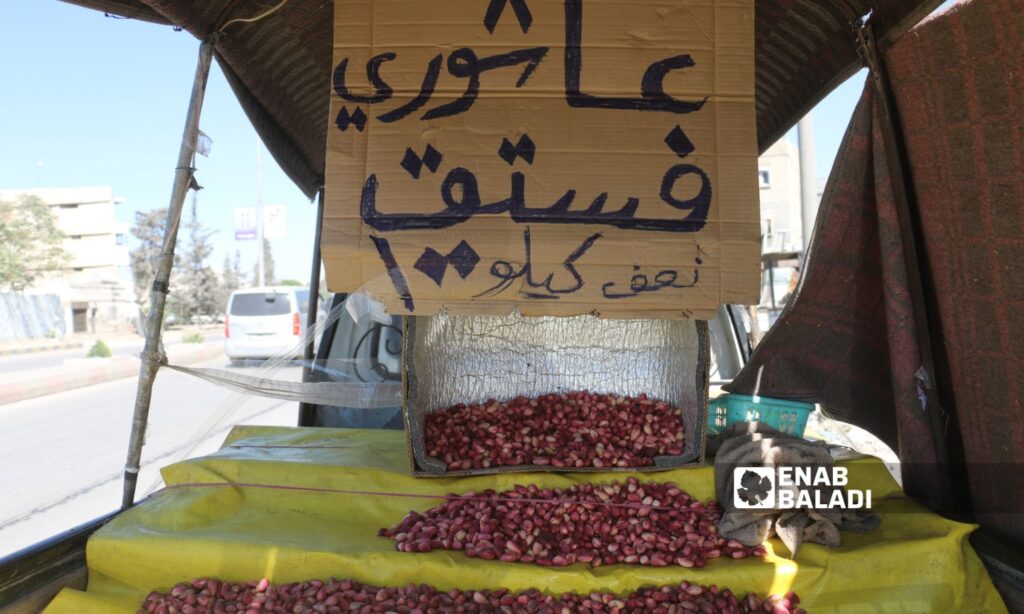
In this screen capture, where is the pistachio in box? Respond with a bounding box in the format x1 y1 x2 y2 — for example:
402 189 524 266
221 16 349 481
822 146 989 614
402 311 709 476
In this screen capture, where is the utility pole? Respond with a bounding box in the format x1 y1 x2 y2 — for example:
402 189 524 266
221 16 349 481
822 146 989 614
798 116 817 252
256 140 265 287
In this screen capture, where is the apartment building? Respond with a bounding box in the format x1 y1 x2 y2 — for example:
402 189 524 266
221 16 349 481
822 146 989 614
757 138 804 253
0 186 134 333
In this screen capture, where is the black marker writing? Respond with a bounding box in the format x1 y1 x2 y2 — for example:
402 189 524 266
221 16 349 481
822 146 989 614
377 54 444 124
660 163 712 224
476 227 602 299
361 163 712 233
484 0 533 34
602 261 702 299
423 47 549 121
333 53 396 104
563 0 707 113
370 235 415 311
333 0 709 123
334 47 547 125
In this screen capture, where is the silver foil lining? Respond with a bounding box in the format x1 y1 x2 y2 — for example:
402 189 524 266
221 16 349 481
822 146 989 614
404 312 709 474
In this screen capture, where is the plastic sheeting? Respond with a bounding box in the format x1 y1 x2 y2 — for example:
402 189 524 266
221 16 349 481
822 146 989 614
127 292 403 500
47 426 1006 613
165 365 402 409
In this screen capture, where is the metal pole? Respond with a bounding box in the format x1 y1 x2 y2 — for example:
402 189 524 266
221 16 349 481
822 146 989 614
298 187 325 427
121 39 215 510
256 142 265 286
797 116 817 253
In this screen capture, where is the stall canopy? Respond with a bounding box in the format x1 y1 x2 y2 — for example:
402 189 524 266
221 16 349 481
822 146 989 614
60 0 941 199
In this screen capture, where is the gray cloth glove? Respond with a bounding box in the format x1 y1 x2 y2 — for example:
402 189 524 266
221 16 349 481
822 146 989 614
713 422 881 557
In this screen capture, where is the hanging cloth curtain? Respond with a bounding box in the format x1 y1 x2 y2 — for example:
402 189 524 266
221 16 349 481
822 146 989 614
727 0 1024 545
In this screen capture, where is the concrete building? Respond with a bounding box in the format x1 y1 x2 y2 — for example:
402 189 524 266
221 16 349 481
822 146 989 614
0 187 134 334
757 138 804 253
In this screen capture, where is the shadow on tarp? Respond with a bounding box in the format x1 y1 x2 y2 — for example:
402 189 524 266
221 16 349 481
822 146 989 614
46 426 1006 613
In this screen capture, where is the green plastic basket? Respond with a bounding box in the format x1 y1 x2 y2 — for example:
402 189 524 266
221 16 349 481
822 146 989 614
707 393 815 437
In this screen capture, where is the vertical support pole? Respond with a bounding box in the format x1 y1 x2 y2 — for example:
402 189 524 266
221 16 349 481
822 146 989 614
256 142 266 287
298 187 326 427
797 116 817 252
121 39 215 510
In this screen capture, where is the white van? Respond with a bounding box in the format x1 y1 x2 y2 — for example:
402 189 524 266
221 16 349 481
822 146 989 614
224 286 310 361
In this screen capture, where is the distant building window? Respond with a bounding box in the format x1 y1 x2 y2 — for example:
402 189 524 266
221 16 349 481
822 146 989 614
70 235 82 240
758 169 772 188
73 267 84 272
59 204 79 209
116 234 127 245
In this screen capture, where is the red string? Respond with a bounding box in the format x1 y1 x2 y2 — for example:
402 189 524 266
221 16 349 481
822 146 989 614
161 481 703 513
229 444 359 450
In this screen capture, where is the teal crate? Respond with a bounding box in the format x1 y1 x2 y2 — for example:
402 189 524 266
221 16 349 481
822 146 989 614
707 393 814 437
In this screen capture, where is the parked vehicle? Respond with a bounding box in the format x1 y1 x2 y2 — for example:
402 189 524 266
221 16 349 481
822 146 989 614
224 287 309 361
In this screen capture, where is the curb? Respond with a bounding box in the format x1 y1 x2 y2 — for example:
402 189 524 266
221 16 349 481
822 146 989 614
0 343 225 406
0 341 84 357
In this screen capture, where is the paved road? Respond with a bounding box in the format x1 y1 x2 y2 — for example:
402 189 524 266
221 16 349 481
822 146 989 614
0 354 298 557
0 332 226 375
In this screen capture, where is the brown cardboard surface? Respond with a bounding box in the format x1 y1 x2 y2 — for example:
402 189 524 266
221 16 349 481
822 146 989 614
324 0 758 319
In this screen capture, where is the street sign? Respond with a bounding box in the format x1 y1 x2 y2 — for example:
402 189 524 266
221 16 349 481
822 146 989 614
263 204 287 239
234 207 257 240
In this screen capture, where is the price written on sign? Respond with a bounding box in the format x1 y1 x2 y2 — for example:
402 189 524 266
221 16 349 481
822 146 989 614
323 0 759 319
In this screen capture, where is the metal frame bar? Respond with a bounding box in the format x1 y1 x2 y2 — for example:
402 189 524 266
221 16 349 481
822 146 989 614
757 0 946 153
298 186 325 427
0 513 115 610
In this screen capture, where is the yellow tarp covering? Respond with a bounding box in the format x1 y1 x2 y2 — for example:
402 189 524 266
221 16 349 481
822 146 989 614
46 426 1006 613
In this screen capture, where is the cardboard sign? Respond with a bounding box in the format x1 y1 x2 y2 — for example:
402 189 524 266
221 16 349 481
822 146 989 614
324 0 758 319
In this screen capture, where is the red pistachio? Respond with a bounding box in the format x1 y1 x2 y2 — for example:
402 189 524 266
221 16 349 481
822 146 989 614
381 477 765 569
425 391 685 471
139 578 803 614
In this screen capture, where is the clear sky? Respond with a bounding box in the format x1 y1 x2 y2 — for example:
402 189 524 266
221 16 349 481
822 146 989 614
0 1 316 282
0 1 954 283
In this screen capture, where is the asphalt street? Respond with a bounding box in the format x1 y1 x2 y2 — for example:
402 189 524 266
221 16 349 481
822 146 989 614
0 354 298 557
0 332 225 375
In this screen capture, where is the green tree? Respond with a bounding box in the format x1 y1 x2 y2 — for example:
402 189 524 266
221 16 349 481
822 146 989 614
129 208 171 308
251 238 276 286
279 279 303 286
220 249 244 308
0 195 68 291
170 198 222 323
86 340 112 358
222 250 243 292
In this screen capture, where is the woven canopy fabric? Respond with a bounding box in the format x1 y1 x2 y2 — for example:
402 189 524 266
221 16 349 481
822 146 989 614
60 0 940 199
727 0 1024 546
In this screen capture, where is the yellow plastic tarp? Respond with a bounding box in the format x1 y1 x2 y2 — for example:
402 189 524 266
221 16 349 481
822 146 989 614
47 426 1006 613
